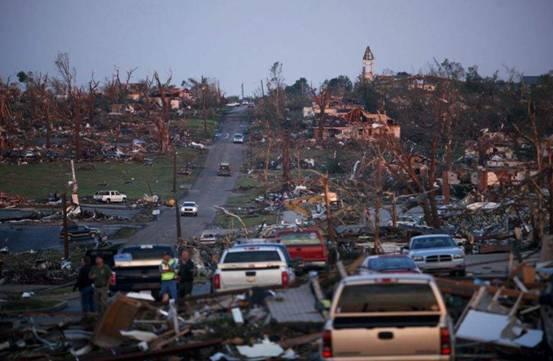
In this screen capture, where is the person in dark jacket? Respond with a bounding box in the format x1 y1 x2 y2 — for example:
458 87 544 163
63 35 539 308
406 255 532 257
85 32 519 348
177 249 195 299
74 256 94 315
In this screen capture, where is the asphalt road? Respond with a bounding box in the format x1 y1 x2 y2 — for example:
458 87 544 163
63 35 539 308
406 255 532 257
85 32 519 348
129 106 247 245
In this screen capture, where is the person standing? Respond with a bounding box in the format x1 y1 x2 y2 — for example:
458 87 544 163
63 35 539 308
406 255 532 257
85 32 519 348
159 252 178 303
178 249 195 299
89 256 112 315
74 256 94 315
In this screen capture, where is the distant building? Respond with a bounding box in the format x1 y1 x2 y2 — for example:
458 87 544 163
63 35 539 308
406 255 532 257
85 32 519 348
362 46 375 81
313 107 400 141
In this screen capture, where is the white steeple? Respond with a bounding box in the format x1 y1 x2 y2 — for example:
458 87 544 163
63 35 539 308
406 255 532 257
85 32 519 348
362 46 375 81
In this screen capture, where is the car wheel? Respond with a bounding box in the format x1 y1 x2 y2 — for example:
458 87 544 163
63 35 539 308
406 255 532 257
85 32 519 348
194 212 198 217
106 199 111 204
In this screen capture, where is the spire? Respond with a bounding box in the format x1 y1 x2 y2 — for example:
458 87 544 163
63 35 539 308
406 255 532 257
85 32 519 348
363 46 374 61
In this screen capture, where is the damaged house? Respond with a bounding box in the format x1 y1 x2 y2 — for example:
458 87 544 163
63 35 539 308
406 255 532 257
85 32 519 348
313 107 400 141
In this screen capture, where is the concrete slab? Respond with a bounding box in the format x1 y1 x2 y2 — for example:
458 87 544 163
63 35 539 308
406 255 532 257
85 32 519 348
266 284 324 323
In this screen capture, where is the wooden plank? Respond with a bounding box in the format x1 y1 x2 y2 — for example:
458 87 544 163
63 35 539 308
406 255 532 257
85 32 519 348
436 277 539 301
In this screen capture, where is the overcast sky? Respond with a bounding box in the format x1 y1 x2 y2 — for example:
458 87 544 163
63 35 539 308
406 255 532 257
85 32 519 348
1 0 552 96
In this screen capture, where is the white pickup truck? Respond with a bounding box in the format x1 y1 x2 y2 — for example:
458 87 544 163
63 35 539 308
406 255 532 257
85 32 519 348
93 190 127 203
322 274 454 361
212 245 295 292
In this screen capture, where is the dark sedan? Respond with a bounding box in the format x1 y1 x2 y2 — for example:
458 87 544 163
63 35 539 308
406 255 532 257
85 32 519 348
359 254 421 274
59 225 101 241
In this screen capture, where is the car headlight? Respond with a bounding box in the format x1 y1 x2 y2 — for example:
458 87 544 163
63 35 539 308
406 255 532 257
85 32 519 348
412 256 424 262
453 254 464 260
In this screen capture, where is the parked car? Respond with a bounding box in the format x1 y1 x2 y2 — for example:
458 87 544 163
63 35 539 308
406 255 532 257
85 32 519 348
59 224 101 241
180 201 199 216
232 133 245 144
404 234 466 276
322 274 454 360
276 229 328 269
359 254 421 274
111 244 176 298
93 190 127 203
212 245 295 292
217 162 232 176
386 215 421 227
189 141 206 150
199 230 218 245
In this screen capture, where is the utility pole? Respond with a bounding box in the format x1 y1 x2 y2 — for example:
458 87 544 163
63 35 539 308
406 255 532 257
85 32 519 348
173 148 181 240
373 160 383 254
260 80 265 97
322 174 337 264
62 193 69 259
241 83 244 100
172 149 177 193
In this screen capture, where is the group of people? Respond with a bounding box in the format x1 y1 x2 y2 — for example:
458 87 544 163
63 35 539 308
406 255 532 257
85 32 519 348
74 249 195 315
74 255 113 316
159 249 196 303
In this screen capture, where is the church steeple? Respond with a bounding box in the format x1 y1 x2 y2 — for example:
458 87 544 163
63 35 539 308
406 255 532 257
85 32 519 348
362 46 374 81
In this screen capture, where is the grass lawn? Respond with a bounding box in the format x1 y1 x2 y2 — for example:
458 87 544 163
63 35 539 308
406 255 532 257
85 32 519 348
0 147 205 201
213 175 277 229
172 118 219 140
214 212 278 229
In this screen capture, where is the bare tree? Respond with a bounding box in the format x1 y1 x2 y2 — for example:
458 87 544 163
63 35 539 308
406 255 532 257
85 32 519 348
313 87 330 142
153 72 172 154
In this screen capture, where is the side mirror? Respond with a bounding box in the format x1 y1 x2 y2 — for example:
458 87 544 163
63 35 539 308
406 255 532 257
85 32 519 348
401 245 409 254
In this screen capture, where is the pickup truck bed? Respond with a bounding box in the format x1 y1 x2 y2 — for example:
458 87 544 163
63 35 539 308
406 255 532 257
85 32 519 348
110 245 176 297
213 246 294 292
322 274 453 361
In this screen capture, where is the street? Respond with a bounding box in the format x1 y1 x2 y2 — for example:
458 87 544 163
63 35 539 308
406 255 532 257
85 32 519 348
129 106 247 244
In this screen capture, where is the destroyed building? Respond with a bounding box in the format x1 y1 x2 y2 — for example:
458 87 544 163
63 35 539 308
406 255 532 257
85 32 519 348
313 107 400 141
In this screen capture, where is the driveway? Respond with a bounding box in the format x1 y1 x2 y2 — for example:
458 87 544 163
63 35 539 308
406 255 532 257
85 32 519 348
129 106 248 245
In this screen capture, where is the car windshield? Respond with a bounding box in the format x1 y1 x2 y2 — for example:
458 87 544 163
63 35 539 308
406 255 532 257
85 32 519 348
336 283 439 313
182 202 196 206
223 250 281 263
411 236 456 249
367 257 416 271
279 232 321 246
121 246 174 260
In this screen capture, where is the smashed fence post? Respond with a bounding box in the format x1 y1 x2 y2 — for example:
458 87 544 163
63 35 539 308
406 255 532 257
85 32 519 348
336 260 347 279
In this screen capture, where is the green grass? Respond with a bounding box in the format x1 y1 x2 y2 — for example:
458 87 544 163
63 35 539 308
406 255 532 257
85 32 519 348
214 212 278 229
0 148 205 201
213 175 274 229
235 176 259 190
172 118 219 140
111 226 139 239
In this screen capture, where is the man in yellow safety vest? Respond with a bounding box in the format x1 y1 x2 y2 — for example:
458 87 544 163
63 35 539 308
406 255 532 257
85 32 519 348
159 252 178 303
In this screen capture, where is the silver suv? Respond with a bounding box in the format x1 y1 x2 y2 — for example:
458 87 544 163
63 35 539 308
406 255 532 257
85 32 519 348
404 234 465 276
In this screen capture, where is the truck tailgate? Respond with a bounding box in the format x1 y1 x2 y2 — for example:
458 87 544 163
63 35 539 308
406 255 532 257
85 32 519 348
220 265 282 289
287 244 326 262
331 315 441 358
